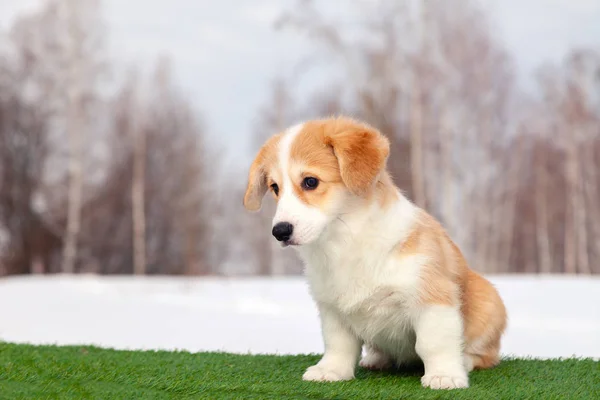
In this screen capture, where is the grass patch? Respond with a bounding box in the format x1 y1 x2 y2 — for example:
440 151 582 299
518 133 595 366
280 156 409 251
0 343 598 399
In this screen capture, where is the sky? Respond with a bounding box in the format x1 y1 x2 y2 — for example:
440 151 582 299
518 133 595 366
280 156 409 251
1 0 600 168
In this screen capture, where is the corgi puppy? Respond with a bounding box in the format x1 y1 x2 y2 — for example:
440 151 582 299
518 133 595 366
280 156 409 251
243 116 507 390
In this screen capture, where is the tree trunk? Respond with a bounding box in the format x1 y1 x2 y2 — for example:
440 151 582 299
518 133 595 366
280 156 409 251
132 106 147 275
535 146 552 273
62 126 83 274
499 138 525 272
575 141 590 274
480 101 496 272
441 104 454 232
410 11 426 208
583 143 600 274
564 136 577 274
185 230 199 275
61 0 83 274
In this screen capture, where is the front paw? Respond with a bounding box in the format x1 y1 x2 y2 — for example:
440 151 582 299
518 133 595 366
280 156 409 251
302 364 354 382
421 374 469 390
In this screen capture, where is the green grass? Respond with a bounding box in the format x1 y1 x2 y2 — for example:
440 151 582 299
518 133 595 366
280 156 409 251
0 343 598 399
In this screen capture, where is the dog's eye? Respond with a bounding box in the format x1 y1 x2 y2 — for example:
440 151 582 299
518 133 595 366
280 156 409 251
270 183 279 196
302 177 319 190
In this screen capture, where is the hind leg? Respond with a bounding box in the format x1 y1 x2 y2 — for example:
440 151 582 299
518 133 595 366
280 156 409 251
359 345 393 370
461 270 507 372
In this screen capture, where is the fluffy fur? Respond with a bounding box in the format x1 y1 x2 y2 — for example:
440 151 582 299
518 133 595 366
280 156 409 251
243 116 507 390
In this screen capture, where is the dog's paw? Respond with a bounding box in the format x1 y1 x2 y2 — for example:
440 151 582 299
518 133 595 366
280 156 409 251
421 374 469 390
302 364 354 382
359 352 392 370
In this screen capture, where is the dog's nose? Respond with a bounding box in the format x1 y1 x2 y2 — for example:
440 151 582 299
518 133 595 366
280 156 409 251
272 222 294 242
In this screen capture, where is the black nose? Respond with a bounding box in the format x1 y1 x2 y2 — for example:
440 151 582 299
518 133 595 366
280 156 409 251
272 222 294 242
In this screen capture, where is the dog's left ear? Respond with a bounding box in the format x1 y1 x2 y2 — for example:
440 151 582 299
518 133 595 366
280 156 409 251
325 120 390 196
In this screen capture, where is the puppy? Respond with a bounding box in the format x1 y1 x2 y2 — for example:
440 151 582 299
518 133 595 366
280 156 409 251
243 116 507 390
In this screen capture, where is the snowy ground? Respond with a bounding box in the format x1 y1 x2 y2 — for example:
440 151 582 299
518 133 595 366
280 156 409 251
0 274 599 359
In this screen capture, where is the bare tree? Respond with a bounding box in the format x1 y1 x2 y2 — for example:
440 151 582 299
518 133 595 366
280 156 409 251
534 130 553 273
0 0 219 276
130 78 146 275
0 80 60 275
68 59 211 276
534 50 600 274
5 0 106 274
409 1 428 208
61 0 85 274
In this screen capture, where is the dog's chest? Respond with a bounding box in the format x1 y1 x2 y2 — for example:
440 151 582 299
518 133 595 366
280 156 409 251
303 246 422 353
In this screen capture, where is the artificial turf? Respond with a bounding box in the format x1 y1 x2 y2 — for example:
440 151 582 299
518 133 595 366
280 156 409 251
0 343 598 399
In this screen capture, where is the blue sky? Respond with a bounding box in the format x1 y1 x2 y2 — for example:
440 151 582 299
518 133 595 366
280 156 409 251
1 0 600 168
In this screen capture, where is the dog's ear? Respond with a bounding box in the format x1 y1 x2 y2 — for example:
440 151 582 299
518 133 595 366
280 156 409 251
324 120 390 196
243 136 278 211
243 148 268 211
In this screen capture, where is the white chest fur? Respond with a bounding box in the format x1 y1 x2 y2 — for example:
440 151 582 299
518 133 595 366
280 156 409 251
298 196 424 362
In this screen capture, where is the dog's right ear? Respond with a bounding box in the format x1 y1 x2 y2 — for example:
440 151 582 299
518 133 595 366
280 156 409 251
243 152 267 211
243 136 279 211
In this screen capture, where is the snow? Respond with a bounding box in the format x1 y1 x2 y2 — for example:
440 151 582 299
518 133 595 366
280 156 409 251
0 274 599 359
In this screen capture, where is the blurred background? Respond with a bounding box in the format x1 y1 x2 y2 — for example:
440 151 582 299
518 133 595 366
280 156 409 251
0 0 599 358
1 0 599 278
0 0 600 275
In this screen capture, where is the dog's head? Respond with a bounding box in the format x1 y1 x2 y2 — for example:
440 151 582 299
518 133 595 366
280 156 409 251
243 116 390 247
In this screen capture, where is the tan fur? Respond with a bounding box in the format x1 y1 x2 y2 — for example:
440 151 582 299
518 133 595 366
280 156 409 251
243 134 282 211
370 170 400 209
289 117 393 208
321 117 390 196
288 121 346 208
394 209 507 370
249 116 392 210
461 269 507 369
